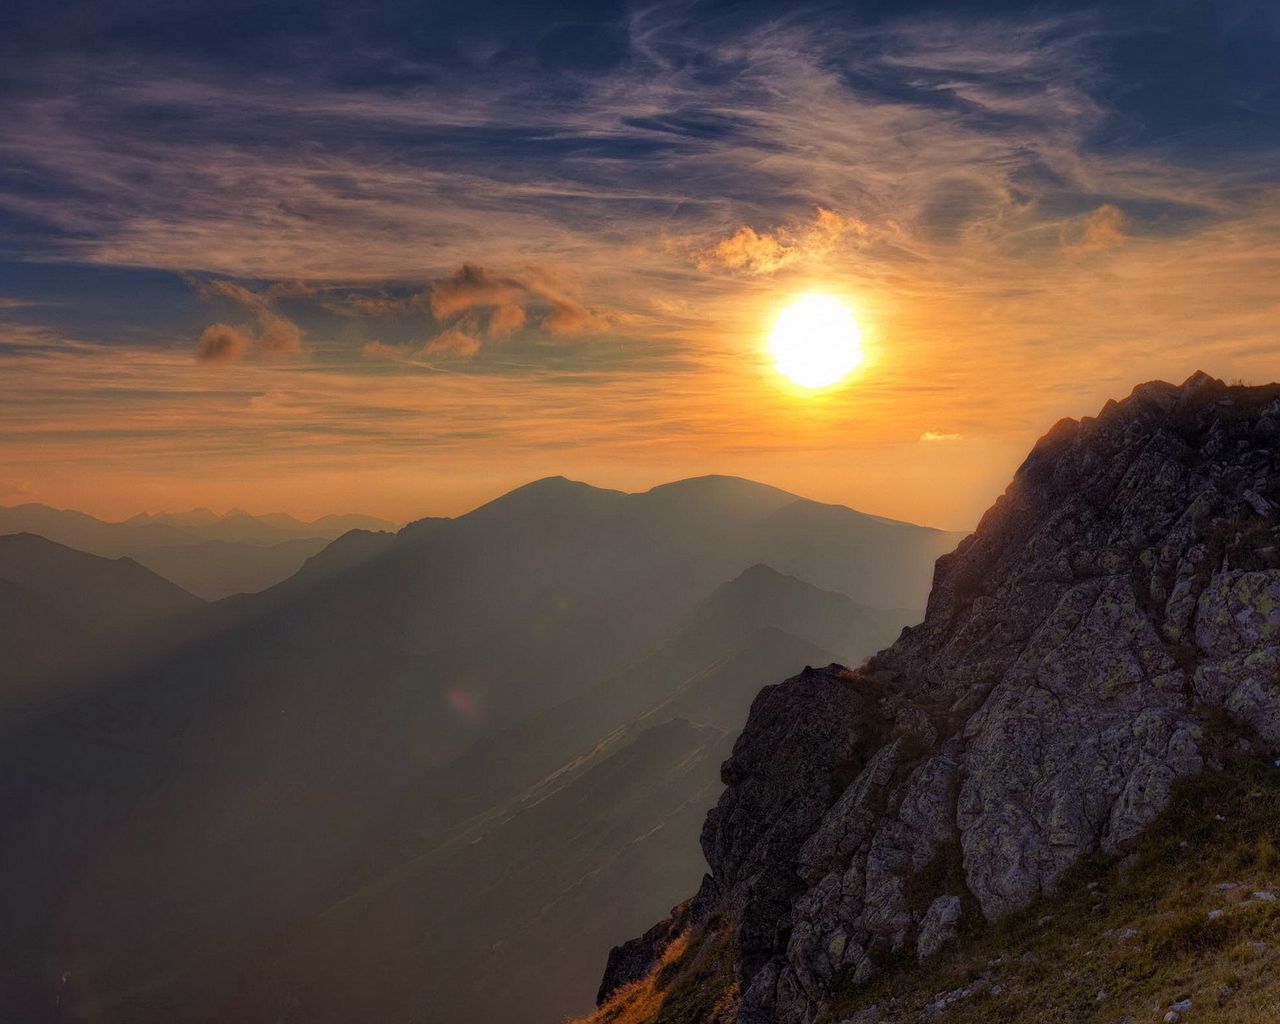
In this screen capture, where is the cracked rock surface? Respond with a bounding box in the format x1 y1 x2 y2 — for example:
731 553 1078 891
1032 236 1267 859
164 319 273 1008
597 373 1280 1024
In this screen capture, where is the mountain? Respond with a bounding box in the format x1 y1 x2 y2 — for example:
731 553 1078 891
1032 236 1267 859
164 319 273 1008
415 564 916 827
586 373 1280 1024
0 503 398 598
200 566 912 1024
0 533 204 712
0 475 947 1022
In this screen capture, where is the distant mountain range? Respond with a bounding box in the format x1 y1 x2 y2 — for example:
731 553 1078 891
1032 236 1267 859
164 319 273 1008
0 474 963 1023
0 503 398 599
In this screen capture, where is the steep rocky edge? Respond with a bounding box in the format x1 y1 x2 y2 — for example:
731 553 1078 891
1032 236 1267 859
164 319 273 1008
591 373 1280 1024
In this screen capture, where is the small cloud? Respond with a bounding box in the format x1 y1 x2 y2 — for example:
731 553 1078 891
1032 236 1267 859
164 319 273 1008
488 302 527 337
424 327 482 359
188 276 317 311
193 278 272 313
1061 204 1128 252
195 323 252 362
541 300 608 336
189 276 307 360
423 263 608 353
428 265 525 320
194 316 304 363
698 207 870 275
706 225 797 275
258 316 304 356
920 431 963 442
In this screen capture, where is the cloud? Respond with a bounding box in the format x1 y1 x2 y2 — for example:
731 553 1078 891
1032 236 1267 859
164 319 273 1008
194 278 272 313
1060 204 1129 252
423 264 608 352
488 302 527 337
541 300 609 336
424 327 482 359
698 208 870 275
705 226 795 275
195 323 251 362
258 316 304 356
195 318 303 362
428 265 525 320
920 431 963 442
189 277 306 361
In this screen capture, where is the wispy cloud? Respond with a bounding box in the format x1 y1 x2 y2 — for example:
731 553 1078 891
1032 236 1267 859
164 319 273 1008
0 3 1277 527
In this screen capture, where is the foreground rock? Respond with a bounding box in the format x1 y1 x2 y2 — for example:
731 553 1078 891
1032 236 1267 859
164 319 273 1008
597 373 1280 1024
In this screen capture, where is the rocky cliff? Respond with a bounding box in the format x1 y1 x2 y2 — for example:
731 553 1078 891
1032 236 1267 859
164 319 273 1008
594 373 1280 1024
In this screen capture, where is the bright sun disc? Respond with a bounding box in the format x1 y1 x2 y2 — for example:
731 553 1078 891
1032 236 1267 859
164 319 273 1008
768 294 864 389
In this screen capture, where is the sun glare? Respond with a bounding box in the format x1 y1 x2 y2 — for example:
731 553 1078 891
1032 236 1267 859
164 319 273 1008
768 294 864 389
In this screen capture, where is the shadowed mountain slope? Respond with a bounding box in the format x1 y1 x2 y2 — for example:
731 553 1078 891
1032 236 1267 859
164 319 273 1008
208 573 899 1024
0 475 946 1023
0 533 204 711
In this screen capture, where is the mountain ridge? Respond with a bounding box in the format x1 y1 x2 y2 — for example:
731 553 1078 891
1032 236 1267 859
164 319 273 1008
0 533 205 711
587 372 1280 1024
0 502 398 598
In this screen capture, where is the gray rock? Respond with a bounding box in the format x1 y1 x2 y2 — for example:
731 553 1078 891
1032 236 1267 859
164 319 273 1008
600 374 1280 1024
916 895 962 959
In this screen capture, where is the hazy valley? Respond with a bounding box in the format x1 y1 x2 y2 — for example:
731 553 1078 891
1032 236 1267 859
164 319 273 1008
0 475 955 1022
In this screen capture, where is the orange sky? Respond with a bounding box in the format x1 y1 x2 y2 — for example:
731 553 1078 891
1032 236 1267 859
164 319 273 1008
2 9 1278 531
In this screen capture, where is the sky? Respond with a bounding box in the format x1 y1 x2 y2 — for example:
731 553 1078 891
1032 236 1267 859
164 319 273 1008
0 0 1277 530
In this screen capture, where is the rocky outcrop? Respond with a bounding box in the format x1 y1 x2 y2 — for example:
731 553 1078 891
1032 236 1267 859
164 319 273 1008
598 373 1280 1024
597 877 721 1004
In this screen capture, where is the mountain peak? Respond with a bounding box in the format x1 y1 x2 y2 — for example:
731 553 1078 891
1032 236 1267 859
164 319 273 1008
465 475 627 520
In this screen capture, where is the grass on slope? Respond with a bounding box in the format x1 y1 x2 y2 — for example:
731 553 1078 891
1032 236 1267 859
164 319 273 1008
831 758 1280 1024
568 760 1280 1024
569 916 738 1024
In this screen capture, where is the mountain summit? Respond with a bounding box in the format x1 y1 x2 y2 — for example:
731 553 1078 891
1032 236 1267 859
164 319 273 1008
591 373 1280 1024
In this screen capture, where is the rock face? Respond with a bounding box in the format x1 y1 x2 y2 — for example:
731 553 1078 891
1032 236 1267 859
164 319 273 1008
599 373 1280 1024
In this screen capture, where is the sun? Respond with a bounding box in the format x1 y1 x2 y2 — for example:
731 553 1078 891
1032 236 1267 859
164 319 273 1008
768 294 864 389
